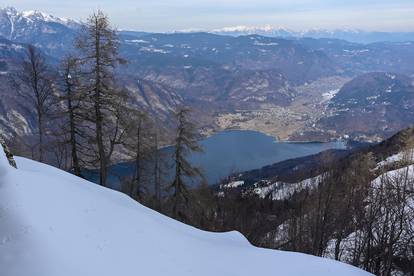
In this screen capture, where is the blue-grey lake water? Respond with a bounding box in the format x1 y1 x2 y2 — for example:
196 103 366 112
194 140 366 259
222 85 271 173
188 130 345 184
97 130 346 187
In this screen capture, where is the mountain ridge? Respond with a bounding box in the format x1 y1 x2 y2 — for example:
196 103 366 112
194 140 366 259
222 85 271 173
209 25 414 44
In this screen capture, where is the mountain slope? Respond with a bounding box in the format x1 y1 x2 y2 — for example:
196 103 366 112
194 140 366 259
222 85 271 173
0 146 370 276
316 72 414 140
0 36 34 139
0 7 79 57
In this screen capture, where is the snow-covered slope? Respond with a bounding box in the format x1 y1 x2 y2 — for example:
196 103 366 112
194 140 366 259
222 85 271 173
0 150 371 276
0 7 79 40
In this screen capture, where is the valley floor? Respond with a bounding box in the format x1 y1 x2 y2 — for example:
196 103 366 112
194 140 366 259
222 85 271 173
212 76 351 141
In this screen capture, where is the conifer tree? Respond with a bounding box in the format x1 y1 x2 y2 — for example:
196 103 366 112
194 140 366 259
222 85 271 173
170 107 204 218
75 11 127 186
58 56 84 176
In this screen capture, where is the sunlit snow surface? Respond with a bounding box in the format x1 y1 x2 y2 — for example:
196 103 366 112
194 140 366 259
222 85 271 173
0 152 371 276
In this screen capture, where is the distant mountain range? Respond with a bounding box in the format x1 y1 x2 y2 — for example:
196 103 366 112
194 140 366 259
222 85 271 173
209 25 414 44
1 6 413 44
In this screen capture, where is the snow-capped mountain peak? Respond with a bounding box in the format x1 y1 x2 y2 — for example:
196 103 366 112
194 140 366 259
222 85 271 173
213 25 290 32
210 25 414 43
19 9 77 26
0 6 80 40
213 25 254 32
211 25 366 37
212 25 294 36
1 6 77 24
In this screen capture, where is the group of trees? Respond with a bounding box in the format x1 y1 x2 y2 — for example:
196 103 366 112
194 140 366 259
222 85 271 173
202 149 414 276
11 11 204 218
13 12 132 187
307 148 414 275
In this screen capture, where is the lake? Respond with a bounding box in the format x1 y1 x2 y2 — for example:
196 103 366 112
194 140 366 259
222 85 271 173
187 130 345 184
98 130 346 188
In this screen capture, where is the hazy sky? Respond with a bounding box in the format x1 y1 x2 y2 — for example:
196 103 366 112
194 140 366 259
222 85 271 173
3 0 414 32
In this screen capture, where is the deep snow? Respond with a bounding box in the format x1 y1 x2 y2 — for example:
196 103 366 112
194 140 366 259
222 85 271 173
0 150 371 276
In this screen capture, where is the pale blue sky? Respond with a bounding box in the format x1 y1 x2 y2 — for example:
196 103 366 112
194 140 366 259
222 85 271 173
3 0 414 32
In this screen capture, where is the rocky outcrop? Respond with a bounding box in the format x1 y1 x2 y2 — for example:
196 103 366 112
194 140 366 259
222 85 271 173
0 136 16 168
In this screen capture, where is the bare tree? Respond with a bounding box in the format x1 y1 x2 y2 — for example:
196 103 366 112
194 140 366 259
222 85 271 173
56 56 85 176
121 110 153 198
331 153 374 263
363 149 413 275
75 10 127 186
153 127 162 204
150 125 170 209
14 45 54 161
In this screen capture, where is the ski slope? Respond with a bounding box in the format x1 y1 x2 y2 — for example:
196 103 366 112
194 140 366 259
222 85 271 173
0 150 371 276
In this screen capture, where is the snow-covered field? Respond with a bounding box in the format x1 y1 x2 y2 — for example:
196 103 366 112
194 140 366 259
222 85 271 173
0 150 371 276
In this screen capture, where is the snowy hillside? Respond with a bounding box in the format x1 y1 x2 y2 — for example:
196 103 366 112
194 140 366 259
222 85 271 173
0 149 370 276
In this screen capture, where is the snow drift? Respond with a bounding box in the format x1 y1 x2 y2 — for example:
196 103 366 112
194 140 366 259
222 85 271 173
0 149 371 276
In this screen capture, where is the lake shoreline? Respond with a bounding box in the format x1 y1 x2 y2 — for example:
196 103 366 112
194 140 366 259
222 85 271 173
202 128 347 145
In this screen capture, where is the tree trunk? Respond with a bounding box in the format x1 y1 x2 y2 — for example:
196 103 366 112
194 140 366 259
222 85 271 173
132 123 141 197
154 132 160 203
38 110 44 162
68 95 81 176
94 20 107 187
96 102 106 186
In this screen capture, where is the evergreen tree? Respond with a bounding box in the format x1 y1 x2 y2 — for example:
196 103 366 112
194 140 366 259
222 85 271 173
170 107 204 219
